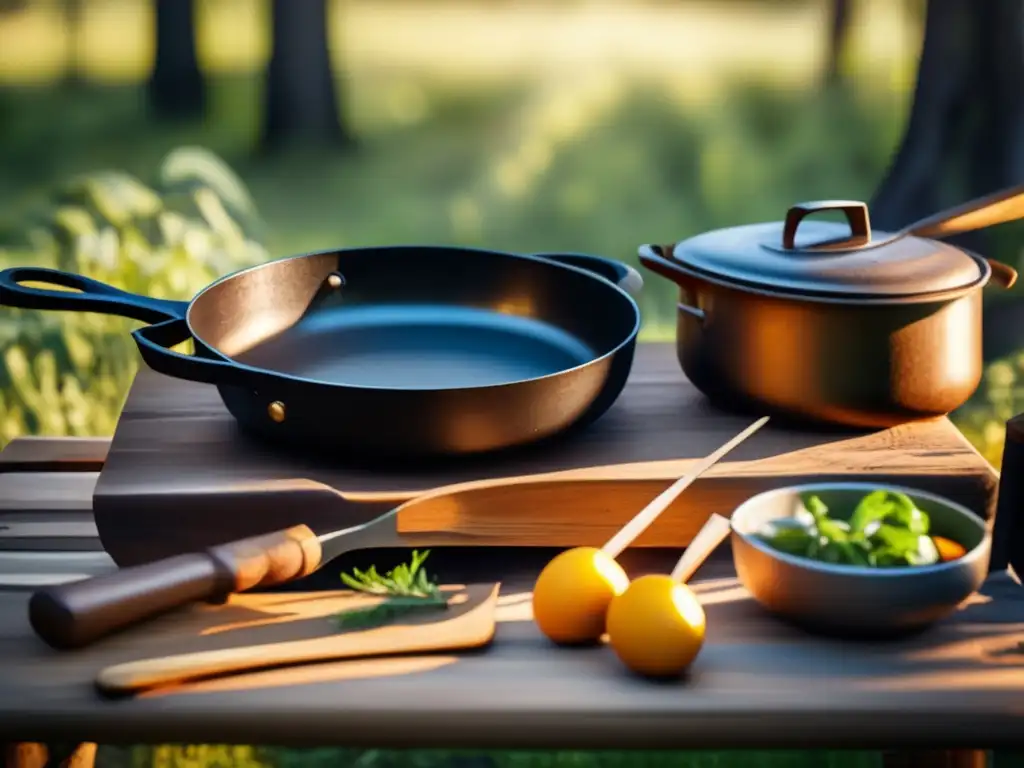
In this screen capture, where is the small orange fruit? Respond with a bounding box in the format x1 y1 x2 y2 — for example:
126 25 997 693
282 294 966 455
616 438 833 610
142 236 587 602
532 546 630 645
606 574 706 678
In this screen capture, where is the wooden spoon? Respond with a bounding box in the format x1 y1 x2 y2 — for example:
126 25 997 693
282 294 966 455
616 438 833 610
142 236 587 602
95 583 500 696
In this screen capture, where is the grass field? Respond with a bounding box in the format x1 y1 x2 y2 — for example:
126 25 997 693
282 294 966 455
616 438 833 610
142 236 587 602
2 2 1023 766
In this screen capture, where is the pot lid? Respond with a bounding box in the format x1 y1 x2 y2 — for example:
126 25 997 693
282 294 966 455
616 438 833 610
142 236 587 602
671 201 987 298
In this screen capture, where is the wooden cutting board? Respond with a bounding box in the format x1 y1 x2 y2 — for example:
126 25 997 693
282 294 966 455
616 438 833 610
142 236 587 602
94 584 500 695
93 343 999 567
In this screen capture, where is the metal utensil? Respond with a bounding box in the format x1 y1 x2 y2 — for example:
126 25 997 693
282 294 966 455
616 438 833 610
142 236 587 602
796 185 1024 290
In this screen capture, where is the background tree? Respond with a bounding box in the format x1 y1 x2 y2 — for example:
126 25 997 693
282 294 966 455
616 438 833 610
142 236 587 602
869 0 1024 358
822 0 851 88
62 0 84 88
147 0 205 119
870 0 1024 231
261 0 351 152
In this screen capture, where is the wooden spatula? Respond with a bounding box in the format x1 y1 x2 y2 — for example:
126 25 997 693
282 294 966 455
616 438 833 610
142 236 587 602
96 583 500 695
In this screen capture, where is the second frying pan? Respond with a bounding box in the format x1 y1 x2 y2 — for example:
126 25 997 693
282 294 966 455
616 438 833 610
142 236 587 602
0 247 642 458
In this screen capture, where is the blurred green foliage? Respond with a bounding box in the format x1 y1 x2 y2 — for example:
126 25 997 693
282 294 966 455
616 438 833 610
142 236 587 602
108 745 886 768
954 353 1024 468
0 79 1018 466
0 147 267 448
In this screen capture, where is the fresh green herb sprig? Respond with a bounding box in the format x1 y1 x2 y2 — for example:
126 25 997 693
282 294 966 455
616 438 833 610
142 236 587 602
333 550 449 630
755 490 940 568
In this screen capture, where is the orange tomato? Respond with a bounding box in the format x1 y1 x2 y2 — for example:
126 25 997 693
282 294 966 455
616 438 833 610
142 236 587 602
932 535 967 562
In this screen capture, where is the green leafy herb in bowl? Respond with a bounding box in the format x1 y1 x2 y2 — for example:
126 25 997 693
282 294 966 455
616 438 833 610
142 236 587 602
333 550 449 630
730 483 990 636
755 490 968 568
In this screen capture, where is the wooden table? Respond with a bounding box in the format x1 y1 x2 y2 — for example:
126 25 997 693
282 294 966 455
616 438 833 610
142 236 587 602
0 435 1022 768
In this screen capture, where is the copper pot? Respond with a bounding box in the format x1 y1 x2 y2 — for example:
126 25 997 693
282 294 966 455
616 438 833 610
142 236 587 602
639 192 1023 429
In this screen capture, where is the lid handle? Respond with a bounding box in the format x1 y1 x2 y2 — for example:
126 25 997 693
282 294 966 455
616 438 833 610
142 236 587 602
782 201 871 251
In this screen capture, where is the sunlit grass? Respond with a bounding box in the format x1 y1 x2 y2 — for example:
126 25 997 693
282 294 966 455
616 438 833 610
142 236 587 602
0 0 918 86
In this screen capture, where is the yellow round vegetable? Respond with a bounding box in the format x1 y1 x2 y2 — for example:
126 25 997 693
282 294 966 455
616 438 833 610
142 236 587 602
605 574 706 677
532 546 630 645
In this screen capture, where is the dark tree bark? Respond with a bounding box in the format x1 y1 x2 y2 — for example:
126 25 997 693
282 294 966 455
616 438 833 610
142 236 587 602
870 0 1024 232
261 0 351 152
147 0 205 120
871 0 1024 361
62 0 84 88
823 0 851 88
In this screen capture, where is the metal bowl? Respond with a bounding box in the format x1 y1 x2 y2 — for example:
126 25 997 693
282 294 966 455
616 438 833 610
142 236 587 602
730 482 991 638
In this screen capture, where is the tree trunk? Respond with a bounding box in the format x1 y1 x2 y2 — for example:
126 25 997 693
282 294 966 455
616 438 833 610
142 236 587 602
870 0 1024 234
261 0 351 152
147 0 205 120
967 1 1024 196
63 0 84 88
871 0 1024 357
823 0 851 88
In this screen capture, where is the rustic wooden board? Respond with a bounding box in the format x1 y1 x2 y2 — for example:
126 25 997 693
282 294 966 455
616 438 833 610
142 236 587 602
0 438 108 473
0 436 1020 759
93 343 999 567
2 556 1024 750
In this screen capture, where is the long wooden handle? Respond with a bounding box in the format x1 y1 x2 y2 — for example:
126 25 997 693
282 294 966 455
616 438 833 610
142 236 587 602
600 417 769 558
904 185 1024 240
96 622 438 694
29 526 322 650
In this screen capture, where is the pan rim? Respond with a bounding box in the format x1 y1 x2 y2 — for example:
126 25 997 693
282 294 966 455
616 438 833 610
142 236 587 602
184 244 642 393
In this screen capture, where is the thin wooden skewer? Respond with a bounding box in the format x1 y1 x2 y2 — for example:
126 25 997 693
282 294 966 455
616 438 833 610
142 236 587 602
669 513 732 583
600 416 769 559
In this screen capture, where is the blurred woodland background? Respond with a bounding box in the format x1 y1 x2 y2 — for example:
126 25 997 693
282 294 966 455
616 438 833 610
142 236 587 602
2 0 1024 765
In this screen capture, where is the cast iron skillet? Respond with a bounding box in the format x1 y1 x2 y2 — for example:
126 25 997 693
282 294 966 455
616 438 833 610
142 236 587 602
0 246 642 458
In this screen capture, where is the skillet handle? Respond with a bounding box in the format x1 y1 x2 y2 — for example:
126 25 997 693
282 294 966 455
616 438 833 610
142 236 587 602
532 253 644 297
132 318 272 389
0 267 187 323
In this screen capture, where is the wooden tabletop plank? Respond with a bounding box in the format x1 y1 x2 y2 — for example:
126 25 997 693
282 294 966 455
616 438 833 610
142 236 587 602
0 448 1022 750
0 473 98 514
0 471 109 576
0 564 1023 750
0 438 110 473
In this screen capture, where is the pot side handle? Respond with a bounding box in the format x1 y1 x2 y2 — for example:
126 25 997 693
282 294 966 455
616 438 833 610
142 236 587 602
986 258 1018 290
0 267 187 323
132 318 275 390
532 253 644 297
637 244 706 324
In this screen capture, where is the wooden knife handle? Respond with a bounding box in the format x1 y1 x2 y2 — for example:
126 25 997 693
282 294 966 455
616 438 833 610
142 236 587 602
29 525 323 650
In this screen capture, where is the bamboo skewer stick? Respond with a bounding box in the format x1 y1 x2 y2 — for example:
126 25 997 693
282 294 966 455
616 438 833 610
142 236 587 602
669 514 732 583
600 417 769 559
